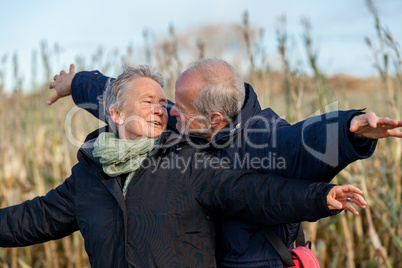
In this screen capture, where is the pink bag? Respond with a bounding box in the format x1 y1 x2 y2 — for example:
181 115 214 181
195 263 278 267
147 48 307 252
262 228 321 267
286 246 320 268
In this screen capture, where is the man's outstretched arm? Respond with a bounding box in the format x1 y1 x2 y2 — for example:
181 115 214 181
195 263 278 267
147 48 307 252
246 109 401 183
48 64 112 119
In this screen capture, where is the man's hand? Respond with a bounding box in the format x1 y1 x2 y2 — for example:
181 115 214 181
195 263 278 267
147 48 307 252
327 185 367 215
350 112 402 139
47 64 76 105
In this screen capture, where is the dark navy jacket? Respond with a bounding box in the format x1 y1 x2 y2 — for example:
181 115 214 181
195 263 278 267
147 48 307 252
0 128 341 267
70 71 377 267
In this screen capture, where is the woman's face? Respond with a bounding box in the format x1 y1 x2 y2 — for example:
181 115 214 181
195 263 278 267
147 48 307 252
117 77 168 140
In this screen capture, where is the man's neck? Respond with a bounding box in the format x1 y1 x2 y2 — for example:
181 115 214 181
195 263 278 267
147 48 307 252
208 121 230 141
185 121 229 142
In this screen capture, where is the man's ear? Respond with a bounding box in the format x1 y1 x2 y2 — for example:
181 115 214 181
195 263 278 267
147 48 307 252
109 106 124 125
210 112 224 128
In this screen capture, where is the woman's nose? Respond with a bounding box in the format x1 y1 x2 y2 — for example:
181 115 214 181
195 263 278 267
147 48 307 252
152 104 164 115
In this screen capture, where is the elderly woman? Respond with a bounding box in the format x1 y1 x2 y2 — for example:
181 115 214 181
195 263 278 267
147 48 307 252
0 65 366 267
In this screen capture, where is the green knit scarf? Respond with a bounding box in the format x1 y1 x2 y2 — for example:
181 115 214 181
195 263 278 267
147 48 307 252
92 132 158 194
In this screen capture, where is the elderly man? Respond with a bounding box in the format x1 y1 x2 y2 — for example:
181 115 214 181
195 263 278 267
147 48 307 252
49 59 402 267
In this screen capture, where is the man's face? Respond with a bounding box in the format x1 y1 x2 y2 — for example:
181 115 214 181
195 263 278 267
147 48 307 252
170 72 210 135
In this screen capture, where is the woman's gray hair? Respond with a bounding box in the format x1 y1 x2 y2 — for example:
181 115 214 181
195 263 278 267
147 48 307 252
100 65 164 134
185 58 245 122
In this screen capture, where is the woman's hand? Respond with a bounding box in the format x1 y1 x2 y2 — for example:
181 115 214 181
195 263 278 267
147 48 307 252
327 185 367 215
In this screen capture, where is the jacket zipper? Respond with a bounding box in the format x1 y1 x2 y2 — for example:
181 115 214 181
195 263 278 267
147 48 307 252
122 158 150 266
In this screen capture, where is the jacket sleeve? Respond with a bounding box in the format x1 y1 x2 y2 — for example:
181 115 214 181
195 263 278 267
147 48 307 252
71 70 112 121
0 176 78 247
190 153 340 226
245 109 377 182
71 71 178 131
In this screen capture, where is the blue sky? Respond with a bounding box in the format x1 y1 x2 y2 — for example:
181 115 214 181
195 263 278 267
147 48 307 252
0 0 401 92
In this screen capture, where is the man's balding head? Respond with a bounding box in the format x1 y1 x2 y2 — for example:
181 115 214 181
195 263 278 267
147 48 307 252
184 58 245 121
171 58 245 140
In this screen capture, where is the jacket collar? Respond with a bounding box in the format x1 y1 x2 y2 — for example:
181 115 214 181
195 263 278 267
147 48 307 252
211 82 262 145
78 126 109 168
